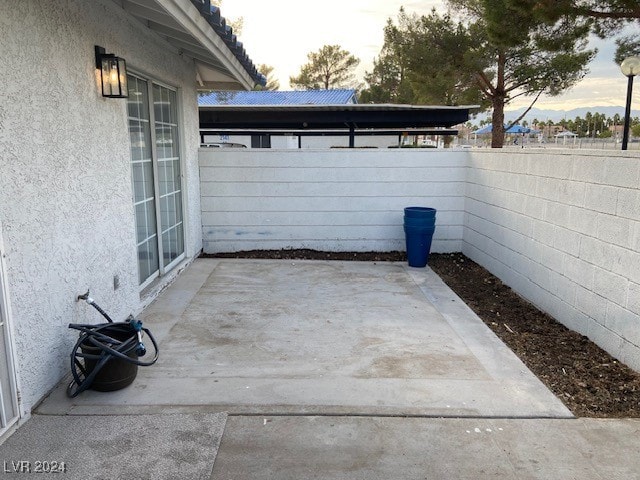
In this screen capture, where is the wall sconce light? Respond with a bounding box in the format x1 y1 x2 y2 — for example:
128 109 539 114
95 45 128 98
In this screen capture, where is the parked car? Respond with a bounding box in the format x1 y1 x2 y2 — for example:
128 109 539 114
200 142 247 148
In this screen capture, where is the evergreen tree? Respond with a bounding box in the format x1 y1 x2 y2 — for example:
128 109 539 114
254 64 280 91
494 0 640 61
290 45 360 90
364 3 594 147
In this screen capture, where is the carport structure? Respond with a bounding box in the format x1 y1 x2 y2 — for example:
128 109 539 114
199 104 475 147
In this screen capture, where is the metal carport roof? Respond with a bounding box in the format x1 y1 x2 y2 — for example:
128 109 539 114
199 104 476 130
199 103 477 147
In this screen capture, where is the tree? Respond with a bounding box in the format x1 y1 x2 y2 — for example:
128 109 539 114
615 34 640 64
496 0 640 60
254 64 280 91
359 17 415 103
365 3 594 147
498 1 640 31
400 10 487 109
289 45 360 90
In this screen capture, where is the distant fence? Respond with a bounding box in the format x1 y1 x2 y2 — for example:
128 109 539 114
459 137 640 150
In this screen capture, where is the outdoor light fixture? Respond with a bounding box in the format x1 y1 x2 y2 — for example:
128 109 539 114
95 45 128 98
620 56 640 150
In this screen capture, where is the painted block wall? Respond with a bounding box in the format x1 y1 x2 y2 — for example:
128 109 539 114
0 0 202 413
200 149 467 253
464 150 640 370
200 147 640 371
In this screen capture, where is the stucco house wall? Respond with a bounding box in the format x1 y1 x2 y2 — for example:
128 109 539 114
0 0 202 414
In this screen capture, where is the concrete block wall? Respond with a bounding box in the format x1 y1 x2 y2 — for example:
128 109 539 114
465 150 640 370
199 147 640 370
200 149 468 253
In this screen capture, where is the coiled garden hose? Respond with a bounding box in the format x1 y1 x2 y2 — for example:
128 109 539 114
67 294 159 398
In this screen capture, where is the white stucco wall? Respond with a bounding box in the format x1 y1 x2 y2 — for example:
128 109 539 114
200 149 467 253
464 149 640 370
0 0 202 413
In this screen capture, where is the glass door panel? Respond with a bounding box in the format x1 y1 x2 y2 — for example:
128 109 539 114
152 84 184 267
127 75 159 285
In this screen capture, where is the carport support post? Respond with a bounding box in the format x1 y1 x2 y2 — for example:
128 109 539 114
349 125 355 148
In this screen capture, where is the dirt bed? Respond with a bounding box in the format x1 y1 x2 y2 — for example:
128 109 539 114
204 250 640 417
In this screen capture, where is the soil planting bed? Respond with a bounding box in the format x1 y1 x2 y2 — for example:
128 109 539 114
204 249 640 417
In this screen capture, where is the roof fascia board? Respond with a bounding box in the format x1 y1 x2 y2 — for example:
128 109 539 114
200 104 479 111
155 0 253 90
197 81 249 90
199 108 472 130
200 129 460 136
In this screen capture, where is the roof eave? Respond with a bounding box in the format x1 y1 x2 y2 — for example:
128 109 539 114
156 0 255 90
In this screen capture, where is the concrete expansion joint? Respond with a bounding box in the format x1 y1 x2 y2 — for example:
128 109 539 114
227 412 576 420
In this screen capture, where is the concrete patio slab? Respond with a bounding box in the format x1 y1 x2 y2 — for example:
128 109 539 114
38 259 570 418
0 413 226 480
211 416 640 480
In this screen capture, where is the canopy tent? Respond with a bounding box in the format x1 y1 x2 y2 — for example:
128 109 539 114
508 125 540 134
473 124 540 134
555 131 578 137
555 130 578 145
473 124 492 134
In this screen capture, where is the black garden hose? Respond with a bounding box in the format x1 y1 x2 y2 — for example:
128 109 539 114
67 319 159 398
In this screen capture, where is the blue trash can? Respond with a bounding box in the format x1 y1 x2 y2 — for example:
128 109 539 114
404 207 436 267
404 207 437 220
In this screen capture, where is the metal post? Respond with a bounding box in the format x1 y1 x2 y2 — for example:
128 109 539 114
622 75 634 150
349 125 355 148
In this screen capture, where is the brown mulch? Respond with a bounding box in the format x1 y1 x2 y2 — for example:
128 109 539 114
203 249 640 417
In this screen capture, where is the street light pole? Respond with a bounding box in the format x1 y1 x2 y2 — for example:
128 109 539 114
620 56 640 151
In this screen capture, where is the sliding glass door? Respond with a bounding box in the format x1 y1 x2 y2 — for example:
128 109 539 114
0 229 19 438
127 75 184 287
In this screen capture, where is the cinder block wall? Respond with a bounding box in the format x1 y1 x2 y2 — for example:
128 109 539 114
465 150 640 370
200 149 467 253
199 147 640 370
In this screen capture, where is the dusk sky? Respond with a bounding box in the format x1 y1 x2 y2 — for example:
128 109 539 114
219 0 638 112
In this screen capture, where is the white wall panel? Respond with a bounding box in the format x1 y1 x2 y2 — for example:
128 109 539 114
200 149 467 254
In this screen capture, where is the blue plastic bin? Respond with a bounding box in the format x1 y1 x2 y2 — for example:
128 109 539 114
403 207 436 267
